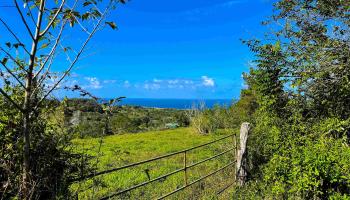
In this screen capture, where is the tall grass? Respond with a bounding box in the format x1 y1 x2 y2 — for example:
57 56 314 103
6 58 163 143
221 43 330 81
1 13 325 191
70 128 237 199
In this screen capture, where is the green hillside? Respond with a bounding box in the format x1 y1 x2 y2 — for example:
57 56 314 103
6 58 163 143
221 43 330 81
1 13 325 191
71 128 236 199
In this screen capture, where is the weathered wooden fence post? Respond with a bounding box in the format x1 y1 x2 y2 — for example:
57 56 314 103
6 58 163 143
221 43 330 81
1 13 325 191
236 122 250 186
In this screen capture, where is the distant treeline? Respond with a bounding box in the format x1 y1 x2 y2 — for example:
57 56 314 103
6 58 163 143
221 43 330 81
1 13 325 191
63 98 190 138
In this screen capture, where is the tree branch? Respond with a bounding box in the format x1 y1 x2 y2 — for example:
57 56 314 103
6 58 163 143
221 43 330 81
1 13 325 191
36 4 111 109
0 88 24 112
32 0 80 96
26 3 38 29
60 43 73 63
32 52 54 96
0 17 30 55
0 60 26 88
73 15 91 35
14 0 35 40
33 18 68 80
0 47 28 73
40 0 66 37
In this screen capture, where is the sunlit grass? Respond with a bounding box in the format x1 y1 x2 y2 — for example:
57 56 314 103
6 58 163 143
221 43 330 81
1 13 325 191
70 128 237 199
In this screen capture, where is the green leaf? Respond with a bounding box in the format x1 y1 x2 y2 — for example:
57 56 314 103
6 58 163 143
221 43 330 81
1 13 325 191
105 21 117 30
63 47 72 52
13 43 24 49
82 12 90 20
83 1 92 7
1 57 8 65
40 43 49 49
91 9 101 18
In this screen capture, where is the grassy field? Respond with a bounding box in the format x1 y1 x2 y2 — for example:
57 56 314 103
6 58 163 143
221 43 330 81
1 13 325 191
70 128 237 199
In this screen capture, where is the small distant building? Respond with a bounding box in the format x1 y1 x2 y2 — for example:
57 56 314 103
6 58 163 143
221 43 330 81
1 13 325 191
165 123 179 129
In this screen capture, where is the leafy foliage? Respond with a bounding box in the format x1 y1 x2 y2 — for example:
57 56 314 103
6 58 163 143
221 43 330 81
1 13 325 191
188 95 256 135
0 97 90 199
237 0 350 198
0 0 127 198
64 99 190 137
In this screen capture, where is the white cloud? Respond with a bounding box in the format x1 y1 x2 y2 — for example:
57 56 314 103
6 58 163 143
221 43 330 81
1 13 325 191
65 79 78 87
54 76 217 92
143 78 193 90
168 79 179 84
184 80 194 84
70 72 79 78
201 76 215 87
144 83 161 90
84 77 102 89
153 79 163 83
124 80 131 88
142 77 216 90
103 79 117 84
100 77 217 91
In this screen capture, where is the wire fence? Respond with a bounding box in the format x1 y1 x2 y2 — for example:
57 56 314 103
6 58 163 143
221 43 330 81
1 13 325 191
73 133 238 199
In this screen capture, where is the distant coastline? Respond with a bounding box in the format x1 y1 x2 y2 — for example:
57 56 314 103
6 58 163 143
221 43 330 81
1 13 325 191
113 98 234 109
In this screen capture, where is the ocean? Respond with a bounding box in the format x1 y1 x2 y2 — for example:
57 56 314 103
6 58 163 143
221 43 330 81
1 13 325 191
117 98 233 109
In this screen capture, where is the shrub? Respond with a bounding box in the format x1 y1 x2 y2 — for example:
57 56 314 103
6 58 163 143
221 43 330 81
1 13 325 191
263 135 350 199
0 100 87 199
190 111 215 134
110 114 133 133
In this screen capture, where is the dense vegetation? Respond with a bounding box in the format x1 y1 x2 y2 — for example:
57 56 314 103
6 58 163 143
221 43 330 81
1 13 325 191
189 94 256 135
64 98 190 137
70 128 235 199
63 98 252 138
0 0 126 199
1 0 349 199
232 0 350 199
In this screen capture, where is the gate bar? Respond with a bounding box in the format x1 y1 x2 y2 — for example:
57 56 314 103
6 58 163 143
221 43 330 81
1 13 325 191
71 133 235 182
157 161 235 200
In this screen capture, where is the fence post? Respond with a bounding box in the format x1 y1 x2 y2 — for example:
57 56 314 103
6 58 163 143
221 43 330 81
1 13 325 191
183 151 188 186
236 122 250 186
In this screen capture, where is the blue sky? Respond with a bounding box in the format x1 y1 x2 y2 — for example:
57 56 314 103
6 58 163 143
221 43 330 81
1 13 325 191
1 0 275 99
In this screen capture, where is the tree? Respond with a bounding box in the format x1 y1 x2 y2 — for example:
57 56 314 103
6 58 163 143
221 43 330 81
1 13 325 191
0 0 126 198
268 0 350 119
238 0 350 198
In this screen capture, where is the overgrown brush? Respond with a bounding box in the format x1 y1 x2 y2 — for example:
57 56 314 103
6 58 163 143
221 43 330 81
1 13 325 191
238 0 350 198
0 99 91 199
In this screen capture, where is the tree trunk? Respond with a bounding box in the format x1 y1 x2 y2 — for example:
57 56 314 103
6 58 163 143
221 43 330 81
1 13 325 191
21 94 31 198
21 1 45 198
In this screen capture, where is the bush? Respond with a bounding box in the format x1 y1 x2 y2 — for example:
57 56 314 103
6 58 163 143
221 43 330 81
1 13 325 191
190 110 215 134
65 98 103 113
174 112 190 127
110 114 139 133
0 100 87 199
242 110 350 199
262 135 350 199
188 97 257 135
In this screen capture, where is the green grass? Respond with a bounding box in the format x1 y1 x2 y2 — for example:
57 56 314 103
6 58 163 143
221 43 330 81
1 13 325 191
70 128 237 199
